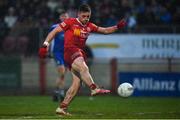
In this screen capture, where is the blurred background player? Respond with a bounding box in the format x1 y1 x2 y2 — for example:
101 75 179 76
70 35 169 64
39 4 126 116
49 11 69 102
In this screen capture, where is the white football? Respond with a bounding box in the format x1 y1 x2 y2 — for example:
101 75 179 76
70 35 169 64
117 82 134 97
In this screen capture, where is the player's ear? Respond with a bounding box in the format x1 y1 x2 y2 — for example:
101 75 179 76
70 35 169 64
77 11 82 18
77 12 80 18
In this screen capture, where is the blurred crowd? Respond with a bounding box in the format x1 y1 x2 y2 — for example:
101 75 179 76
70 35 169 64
1 0 179 29
89 0 179 27
0 0 179 56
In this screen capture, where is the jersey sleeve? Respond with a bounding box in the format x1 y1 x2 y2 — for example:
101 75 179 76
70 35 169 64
59 18 72 31
89 23 99 32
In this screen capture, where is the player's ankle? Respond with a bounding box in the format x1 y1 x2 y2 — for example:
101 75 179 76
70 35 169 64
60 102 68 110
89 83 97 90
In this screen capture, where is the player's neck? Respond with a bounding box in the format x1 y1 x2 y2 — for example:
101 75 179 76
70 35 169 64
76 18 86 26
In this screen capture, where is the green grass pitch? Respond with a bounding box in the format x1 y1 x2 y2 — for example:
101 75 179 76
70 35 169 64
0 95 180 119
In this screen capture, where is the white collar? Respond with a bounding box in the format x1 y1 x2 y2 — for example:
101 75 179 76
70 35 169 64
76 18 86 27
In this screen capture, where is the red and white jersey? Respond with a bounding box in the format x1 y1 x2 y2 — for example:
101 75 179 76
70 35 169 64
59 18 98 49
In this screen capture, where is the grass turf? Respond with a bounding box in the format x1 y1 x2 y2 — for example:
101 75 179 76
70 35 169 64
0 95 180 119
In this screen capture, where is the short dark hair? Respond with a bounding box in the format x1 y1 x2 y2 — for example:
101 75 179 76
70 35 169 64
59 10 67 15
78 4 91 13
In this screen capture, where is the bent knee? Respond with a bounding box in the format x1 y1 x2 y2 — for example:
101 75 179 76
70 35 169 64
72 59 89 73
57 66 66 74
80 64 89 73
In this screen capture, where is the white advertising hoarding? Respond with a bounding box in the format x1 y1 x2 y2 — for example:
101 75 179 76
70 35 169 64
87 34 180 58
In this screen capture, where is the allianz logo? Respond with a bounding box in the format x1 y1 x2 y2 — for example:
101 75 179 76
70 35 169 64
133 78 179 91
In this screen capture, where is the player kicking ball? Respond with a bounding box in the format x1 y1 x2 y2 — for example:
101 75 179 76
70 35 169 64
39 4 126 116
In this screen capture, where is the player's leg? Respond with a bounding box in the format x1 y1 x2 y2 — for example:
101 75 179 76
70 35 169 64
56 71 81 115
71 56 110 95
72 57 94 86
56 65 66 89
53 52 66 102
55 65 66 101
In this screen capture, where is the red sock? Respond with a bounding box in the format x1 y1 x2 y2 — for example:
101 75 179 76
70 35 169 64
89 83 97 90
60 102 68 110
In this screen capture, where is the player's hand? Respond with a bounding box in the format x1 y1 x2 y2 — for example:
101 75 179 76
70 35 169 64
117 19 126 29
38 45 48 58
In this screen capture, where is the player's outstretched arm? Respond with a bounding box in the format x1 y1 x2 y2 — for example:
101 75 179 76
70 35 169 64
44 26 63 46
97 19 126 34
39 26 63 58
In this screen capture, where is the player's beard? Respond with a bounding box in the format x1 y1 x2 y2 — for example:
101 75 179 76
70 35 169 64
83 19 89 25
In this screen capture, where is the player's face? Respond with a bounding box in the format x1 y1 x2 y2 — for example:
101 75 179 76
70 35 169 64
60 13 69 21
78 12 91 25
